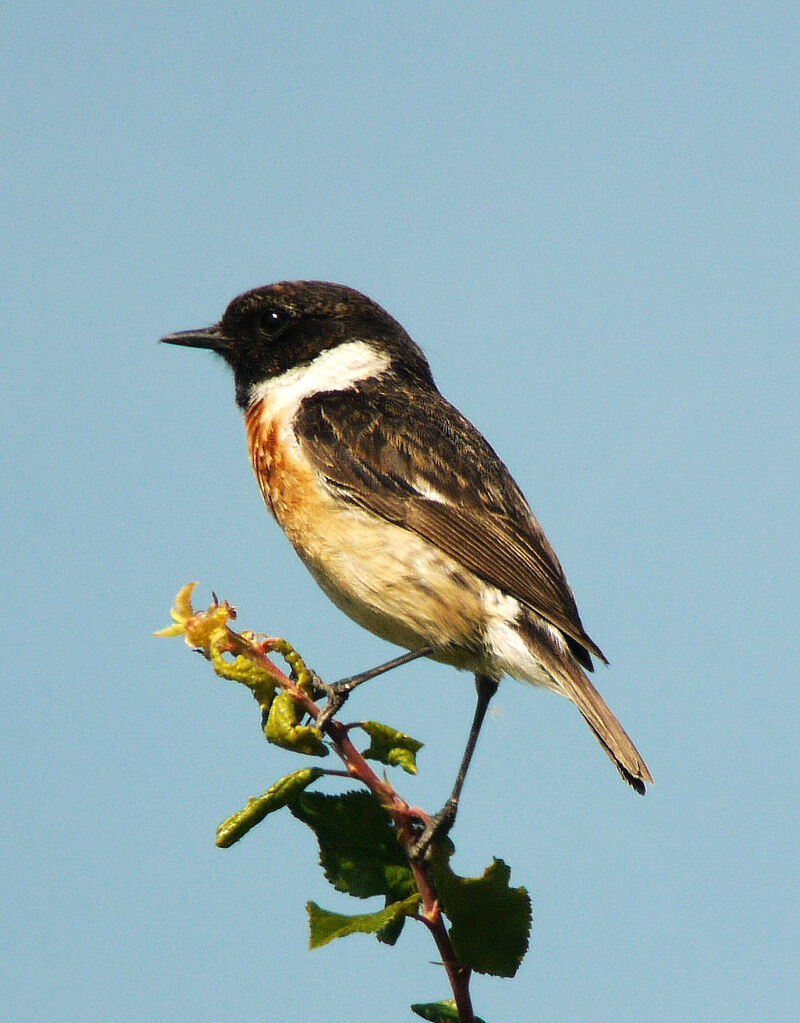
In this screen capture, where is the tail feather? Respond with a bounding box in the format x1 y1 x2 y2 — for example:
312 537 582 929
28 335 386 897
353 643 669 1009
567 668 652 793
519 619 652 793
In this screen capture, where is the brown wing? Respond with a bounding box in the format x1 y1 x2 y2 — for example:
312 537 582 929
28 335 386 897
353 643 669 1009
294 381 606 666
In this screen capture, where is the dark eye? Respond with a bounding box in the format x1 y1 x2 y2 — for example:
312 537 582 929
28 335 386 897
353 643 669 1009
257 308 291 336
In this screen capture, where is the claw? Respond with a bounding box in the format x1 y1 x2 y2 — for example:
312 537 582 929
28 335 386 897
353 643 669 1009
312 678 349 732
408 797 458 860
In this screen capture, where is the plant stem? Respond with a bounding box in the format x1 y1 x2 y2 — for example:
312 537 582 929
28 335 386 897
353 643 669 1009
413 867 474 1023
225 624 475 1020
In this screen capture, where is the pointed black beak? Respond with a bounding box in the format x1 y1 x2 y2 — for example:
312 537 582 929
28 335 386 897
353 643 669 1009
159 325 232 352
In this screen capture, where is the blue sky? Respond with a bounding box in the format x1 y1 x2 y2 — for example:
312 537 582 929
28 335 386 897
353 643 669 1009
3 3 797 1020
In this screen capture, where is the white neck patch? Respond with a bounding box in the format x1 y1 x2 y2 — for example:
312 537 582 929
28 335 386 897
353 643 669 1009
247 340 392 413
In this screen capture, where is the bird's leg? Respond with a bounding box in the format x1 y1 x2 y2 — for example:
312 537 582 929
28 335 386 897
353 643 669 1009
312 646 434 730
409 673 499 860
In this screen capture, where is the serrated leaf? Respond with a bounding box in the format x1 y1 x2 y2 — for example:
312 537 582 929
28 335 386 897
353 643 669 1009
359 720 423 774
265 691 328 757
410 1001 488 1023
216 767 325 848
291 790 416 900
375 902 407 946
307 893 420 949
434 858 531 978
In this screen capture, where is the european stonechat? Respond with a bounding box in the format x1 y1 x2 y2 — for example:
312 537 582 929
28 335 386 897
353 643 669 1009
161 281 651 809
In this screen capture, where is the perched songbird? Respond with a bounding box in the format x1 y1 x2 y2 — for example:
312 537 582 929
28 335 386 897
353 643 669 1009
161 281 651 812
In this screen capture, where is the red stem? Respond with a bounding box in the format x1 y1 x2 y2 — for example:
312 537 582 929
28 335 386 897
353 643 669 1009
224 625 474 1021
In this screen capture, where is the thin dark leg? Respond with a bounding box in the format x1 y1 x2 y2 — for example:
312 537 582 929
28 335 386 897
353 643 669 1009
331 646 435 695
312 646 434 729
409 673 499 859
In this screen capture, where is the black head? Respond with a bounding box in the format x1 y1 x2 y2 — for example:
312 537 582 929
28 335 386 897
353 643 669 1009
160 280 435 408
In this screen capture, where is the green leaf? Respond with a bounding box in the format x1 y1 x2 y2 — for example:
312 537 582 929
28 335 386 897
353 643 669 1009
291 790 417 900
375 899 407 946
307 893 420 949
216 767 325 847
434 858 531 978
359 720 424 774
410 1001 488 1023
264 691 328 757
374 888 420 945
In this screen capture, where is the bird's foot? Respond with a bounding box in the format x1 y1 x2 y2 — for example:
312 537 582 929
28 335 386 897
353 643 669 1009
308 673 351 732
408 797 458 861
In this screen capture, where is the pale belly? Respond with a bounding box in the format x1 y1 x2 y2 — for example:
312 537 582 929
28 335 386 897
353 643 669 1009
295 503 487 666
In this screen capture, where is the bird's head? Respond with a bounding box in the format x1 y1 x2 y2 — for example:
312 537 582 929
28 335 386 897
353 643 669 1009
160 280 434 408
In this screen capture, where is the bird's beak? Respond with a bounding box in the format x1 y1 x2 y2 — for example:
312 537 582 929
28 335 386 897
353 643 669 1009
159 324 231 352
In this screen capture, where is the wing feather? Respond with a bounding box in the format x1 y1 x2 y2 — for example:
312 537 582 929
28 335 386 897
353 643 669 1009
295 382 606 665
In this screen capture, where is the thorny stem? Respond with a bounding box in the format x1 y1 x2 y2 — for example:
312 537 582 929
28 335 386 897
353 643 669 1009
414 867 474 1023
223 625 475 1022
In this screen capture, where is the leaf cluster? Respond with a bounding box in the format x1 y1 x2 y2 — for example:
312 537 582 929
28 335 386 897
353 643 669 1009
217 777 531 982
158 585 532 1021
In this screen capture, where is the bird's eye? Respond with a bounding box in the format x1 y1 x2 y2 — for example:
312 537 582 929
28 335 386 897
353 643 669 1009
257 308 291 336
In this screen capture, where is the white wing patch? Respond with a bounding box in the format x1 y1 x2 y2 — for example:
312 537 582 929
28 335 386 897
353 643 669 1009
411 477 450 504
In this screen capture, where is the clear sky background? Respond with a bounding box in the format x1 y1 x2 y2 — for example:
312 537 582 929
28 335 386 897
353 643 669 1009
3 3 797 1021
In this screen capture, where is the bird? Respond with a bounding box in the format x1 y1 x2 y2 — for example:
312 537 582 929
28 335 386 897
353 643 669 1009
160 280 652 832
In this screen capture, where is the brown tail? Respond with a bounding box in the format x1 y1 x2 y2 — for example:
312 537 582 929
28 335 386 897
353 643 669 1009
567 668 652 793
520 621 653 793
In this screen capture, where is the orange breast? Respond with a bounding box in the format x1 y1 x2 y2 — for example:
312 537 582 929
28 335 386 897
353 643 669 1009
244 396 327 546
245 397 278 515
